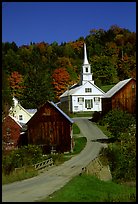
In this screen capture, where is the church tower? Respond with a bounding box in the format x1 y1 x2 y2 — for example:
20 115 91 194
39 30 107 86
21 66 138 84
80 43 94 85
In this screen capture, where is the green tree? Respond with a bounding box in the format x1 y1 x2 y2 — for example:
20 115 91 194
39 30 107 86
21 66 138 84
21 65 55 109
2 69 13 120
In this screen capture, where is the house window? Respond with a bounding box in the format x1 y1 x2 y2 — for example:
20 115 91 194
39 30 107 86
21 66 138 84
85 99 93 109
85 88 92 93
19 115 23 120
85 67 88 72
78 97 84 103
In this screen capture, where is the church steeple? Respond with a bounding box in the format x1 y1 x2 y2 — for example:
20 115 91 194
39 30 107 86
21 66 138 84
83 43 89 65
80 43 94 85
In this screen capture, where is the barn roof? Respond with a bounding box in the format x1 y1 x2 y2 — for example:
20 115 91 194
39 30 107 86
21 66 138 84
27 101 74 125
48 101 74 124
103 78 134 98
6 115 23 128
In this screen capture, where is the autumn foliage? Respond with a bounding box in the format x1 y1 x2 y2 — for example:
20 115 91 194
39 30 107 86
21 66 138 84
52 68 71 100
8 71 25 97
2 25 136 110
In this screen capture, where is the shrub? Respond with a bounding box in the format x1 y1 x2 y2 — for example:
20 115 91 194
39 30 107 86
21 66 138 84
91 111 102 122
2 145 44 175
99 109 135 139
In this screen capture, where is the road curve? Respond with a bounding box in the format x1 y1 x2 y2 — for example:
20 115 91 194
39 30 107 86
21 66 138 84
2 117 108 202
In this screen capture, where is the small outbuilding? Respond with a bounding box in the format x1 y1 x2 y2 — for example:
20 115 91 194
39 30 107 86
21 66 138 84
102 78 136 115
2 115 22 150
26 101 74 154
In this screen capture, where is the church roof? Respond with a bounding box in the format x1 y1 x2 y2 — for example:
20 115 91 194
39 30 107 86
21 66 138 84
60 81 105 98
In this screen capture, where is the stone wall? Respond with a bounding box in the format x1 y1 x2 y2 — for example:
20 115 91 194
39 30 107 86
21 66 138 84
82 156 112 181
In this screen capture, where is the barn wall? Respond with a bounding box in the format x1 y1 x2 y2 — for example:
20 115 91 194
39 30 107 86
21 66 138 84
27 103 72 153
102 98 112 116
2 116 21 149
112 79 136 114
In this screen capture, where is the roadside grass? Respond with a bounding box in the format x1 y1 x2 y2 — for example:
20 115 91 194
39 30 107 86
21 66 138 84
2 166 38 185
96 124 112 138
73 123 80 134
37 174 136 202
69 111 92 118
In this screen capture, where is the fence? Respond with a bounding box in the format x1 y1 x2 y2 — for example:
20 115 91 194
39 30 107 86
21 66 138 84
34 157 53 170
14 158 54 173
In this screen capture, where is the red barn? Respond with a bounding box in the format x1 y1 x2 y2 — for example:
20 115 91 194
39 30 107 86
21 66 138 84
2 115 22 150
26 101 74 154
102 78 136 115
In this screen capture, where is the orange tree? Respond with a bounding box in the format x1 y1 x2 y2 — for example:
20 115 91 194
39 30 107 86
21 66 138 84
52 67 71 100
8 71 25 98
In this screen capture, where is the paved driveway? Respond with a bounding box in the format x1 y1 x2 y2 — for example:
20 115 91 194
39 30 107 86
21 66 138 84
2 117 108 202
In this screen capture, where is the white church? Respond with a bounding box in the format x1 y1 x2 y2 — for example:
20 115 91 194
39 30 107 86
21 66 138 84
59 43 105 113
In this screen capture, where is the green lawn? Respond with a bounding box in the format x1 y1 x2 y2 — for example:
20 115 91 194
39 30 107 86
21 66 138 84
38 174 136 202
100 84 115 92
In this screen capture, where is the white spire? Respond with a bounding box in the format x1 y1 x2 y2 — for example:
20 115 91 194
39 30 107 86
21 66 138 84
83 43 89 65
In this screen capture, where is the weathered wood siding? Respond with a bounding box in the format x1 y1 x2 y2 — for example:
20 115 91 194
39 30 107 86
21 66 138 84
112 79 136 114
2 116 21 149
102 98 112 116
27 102 72 153
102 79 136 115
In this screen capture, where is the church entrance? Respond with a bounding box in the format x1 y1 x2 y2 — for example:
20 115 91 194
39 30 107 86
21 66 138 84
85 99 93 109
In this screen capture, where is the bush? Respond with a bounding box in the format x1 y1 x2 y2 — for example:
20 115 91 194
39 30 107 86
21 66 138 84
92 111 102 122
2 145 44 175
99 109 136 139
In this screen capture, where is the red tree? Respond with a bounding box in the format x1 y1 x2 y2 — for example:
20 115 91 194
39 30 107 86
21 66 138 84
52 68 71 100
8 71 25 97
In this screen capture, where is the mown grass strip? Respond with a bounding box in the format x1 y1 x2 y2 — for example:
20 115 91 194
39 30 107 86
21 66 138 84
38 174 136 202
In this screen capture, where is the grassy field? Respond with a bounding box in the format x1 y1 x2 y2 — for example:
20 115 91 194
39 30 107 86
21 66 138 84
100 84 115 92
38 174 136 202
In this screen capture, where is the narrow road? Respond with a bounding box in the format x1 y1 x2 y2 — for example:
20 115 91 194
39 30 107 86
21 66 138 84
2 117 108 202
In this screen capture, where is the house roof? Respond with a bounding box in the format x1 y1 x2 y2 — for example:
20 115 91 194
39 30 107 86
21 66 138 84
16 103 32 117
25 109 37 114
10 97 33 117
60 81 105 98
103 78 134 98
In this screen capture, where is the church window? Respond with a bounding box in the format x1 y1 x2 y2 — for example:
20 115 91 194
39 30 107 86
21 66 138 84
85 99 93 109
85 88 92 93
74 106 78 110
94 97 100 102
85 67 88 72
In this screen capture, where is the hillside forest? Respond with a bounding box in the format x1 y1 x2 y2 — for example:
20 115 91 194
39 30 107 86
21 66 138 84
2 25 136 118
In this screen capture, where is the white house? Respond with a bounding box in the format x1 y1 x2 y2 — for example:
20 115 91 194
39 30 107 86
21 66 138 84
59 43 105 113
9 97 37 124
